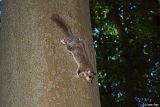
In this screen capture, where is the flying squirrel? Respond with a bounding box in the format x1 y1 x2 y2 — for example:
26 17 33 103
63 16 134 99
51 14 95 83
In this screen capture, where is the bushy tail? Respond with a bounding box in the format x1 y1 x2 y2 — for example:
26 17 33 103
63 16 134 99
51 14 73 37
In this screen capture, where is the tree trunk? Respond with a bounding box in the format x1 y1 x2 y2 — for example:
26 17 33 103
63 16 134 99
0 0 101 107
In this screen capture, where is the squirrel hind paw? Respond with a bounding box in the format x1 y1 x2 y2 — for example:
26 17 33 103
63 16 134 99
60 39 66 44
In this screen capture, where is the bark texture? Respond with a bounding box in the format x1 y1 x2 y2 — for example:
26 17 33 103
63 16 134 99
0 0 101 107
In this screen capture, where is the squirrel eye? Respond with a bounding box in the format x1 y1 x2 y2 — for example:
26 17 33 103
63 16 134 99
88 76 92 78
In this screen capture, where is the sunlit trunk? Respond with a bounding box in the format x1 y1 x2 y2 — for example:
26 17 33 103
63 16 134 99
0 0 101 107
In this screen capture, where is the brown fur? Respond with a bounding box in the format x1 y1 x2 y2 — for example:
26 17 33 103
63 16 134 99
51 14 95 83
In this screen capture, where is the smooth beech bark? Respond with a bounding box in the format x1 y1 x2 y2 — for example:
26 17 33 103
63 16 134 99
0 0 101 107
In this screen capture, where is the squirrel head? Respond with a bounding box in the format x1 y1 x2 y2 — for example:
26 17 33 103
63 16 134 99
84 68 96 83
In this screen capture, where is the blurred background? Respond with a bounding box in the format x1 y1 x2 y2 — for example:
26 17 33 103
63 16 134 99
90 0 160 107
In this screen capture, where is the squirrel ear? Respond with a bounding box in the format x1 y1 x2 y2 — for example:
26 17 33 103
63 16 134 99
93 73 96 75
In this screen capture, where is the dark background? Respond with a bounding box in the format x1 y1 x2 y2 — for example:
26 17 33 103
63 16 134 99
90 0 160 107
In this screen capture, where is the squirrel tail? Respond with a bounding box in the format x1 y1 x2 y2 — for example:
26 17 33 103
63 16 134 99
51 14 73 37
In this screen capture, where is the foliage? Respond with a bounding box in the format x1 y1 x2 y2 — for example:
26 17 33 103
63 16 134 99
90 0 160 107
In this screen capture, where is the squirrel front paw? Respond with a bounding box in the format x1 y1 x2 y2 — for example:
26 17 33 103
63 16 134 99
74 74 80 79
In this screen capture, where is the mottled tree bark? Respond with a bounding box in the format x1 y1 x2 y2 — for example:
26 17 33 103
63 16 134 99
0 0 101 107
